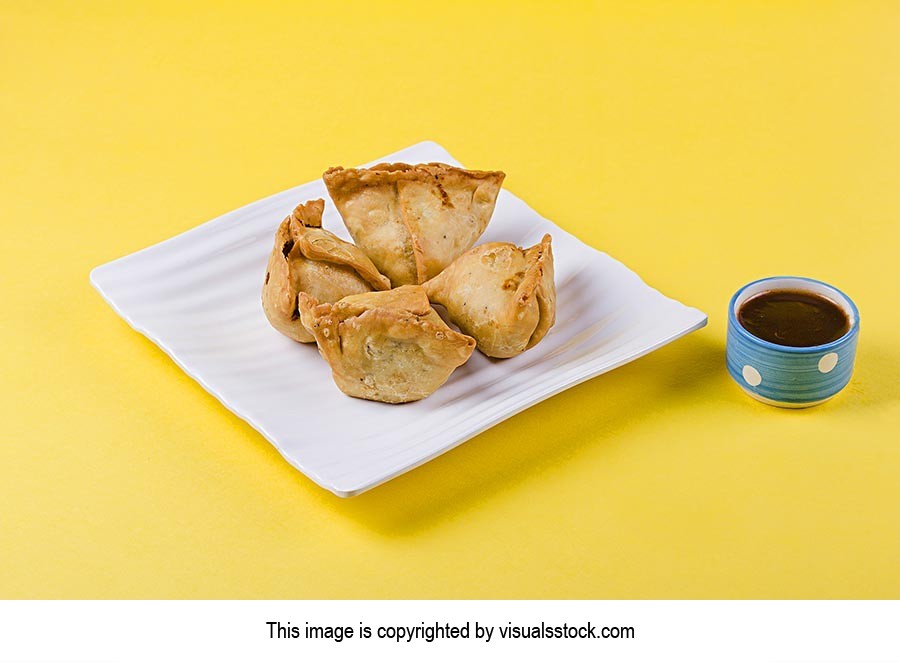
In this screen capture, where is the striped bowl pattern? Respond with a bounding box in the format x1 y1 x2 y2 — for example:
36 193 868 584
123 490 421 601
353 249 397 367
726 276 859 407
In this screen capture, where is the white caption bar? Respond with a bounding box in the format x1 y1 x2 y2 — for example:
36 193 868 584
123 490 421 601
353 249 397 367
0 600 898 661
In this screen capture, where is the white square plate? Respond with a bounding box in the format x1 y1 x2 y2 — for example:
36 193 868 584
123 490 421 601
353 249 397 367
91 141 707 497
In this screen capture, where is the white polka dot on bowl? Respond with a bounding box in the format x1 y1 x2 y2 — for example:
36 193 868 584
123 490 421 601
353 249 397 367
818 352 839 374
742 365 762 387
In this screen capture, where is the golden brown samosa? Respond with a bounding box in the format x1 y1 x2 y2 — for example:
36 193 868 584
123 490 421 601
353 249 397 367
298 286 476 403
323 163 505 287
424 234 555 358
262 199 390 343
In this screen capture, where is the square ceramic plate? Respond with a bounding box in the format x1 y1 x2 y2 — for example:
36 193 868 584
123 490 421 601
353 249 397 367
91 141 707 497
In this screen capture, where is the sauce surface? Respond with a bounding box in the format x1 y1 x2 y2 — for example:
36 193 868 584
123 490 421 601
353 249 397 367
737 289 850 347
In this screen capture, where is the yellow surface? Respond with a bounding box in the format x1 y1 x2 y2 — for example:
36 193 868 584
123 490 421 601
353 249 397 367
2 1 899 599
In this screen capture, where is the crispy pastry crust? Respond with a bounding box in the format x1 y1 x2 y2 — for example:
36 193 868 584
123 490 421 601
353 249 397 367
298 286 476 403
323 162 505 188
424 234 556 358
323 163 505 286
261 199 391 343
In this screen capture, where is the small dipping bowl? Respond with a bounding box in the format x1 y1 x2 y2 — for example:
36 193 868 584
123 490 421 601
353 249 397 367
726 276 860 408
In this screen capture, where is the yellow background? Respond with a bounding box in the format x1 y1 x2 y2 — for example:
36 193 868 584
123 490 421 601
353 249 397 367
2 1 899 599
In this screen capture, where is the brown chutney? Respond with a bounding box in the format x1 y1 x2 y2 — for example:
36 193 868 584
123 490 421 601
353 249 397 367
737 289 850 347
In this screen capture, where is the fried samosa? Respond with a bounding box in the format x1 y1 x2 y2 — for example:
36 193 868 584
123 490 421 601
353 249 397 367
424 234 555 359
323 163 505 287
262 199 390 343
298 286 476 403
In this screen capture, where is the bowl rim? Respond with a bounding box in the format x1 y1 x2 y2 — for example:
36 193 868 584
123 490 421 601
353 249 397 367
728 275 860 354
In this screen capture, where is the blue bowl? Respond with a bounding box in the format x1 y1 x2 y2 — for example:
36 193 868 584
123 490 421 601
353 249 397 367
726 276 860 408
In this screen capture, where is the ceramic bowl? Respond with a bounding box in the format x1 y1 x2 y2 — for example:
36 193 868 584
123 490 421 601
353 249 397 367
726 276 859 408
